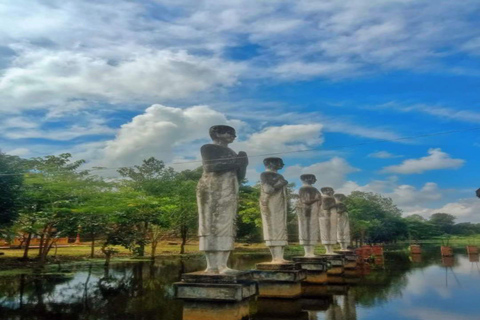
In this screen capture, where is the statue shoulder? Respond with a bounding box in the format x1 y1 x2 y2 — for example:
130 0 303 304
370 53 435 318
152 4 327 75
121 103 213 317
261 171 279 182
201 144 236 159
299 186 319 195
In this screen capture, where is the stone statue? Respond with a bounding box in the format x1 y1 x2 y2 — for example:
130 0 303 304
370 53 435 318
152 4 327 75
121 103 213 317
197 125 248 273
260 157 289 263
319 187 338 254
296 174 321 257
334 194 350 251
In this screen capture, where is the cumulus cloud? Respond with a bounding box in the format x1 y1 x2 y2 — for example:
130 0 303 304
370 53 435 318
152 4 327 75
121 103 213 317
368 151 403 159
101 104 244 166
407 198 480 223
1 0 480 113
283 157 359 190
381 148 464 174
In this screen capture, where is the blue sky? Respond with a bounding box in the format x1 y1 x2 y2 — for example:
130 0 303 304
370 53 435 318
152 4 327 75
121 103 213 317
1 0 480 222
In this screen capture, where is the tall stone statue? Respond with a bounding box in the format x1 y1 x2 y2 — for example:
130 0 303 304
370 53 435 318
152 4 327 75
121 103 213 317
197 125 248 274
296 174 321 257
319 187 337 254
260 157 289 263
334 193 351 251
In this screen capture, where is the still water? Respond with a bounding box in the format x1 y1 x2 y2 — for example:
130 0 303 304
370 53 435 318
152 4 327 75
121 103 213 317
0 245 479 320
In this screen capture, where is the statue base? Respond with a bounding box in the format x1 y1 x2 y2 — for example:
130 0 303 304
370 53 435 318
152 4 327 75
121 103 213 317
174 271 258 302
334 250 358 269
253 263 306 298
183 299 254 320
292 256 328 284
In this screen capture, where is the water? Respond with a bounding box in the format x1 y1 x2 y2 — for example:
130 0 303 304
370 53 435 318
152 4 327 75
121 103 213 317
0 245 478 320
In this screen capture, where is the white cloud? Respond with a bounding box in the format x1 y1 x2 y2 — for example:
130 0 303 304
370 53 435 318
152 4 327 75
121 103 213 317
0 48 241 113
101 104 244 167
234 124 324 157
283 157 359 190
1 0 480 113
374 103 480 124
368 151 403 159
5 148 30 157
381 148 464 174
407 198 480 223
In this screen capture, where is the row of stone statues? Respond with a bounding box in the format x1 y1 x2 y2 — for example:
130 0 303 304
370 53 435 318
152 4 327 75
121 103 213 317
197 125 351 274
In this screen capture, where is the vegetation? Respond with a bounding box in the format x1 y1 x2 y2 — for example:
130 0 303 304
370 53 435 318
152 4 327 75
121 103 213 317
1 151 480 268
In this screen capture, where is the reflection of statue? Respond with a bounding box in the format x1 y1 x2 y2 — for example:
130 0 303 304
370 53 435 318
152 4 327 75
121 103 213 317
343 289 357 320
326 296 345 320
319 187 337 254
260 157 289 263
197 125 248 273
334 194 350 251
297 174 321 257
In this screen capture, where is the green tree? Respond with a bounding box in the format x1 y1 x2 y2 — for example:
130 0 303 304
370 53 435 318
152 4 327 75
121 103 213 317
0 152 26 229
19 153 89 262
429 213 456 234
346 191 407 244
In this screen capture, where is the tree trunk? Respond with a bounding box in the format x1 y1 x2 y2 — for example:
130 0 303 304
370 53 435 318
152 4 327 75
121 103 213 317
151 240 157 260
90 233 95 258
180 225 187 254
22 233 32 259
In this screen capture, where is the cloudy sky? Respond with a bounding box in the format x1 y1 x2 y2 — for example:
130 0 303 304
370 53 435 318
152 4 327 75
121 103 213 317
1 0 480 222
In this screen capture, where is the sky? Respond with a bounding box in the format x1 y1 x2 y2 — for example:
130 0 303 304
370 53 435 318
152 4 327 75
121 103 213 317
1 0 480 222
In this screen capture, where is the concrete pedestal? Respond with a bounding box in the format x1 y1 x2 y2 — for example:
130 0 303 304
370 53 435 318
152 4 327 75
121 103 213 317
335 250 358 269
174 271 258 302
292 256 328 284
183 300 254 320
253 262 306 298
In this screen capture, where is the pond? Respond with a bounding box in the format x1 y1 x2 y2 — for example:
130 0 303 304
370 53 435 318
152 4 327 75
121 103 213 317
0 244 479 320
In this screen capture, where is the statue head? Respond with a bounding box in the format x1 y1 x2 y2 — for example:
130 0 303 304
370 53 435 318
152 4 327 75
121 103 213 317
321 187 334 196
336 202 347 214
300 174 316 185
334 193 347 203
263 157 284 171
209 125 236 144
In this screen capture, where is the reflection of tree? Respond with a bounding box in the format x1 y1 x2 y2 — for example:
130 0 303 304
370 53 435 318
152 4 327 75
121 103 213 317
0 259 190 319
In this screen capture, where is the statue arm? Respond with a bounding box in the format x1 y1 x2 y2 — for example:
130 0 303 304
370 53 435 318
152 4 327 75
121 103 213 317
201 145 240 172
236 151 248 181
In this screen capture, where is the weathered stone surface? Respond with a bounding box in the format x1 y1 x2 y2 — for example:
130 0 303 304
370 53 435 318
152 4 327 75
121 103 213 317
256 282 303 298
292 256 327 271
197 125 248 273
182 270 252 284
334 193 351 251
319 187 337 254
260 157 289 263
255 261 300 271
183 300 253 320
252 269 306 282
297 174 321 256
318 254 344 268
174 281 257 302
303 270 328 284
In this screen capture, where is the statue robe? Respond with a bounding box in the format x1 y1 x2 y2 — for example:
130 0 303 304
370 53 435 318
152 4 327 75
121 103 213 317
296 186 321 245
197 144 241 251
319 196 338 245
260 171 288 246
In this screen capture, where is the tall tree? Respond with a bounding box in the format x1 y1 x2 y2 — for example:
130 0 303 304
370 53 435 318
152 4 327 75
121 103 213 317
429 213 456 234
0 152 26 229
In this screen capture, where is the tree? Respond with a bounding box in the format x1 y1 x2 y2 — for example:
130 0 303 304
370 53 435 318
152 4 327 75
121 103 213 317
0 152 26 229
429 213 456 234
117 157 177 256
237 184 262 242
19 153 89 262
404 215 440 240
346 191 407 244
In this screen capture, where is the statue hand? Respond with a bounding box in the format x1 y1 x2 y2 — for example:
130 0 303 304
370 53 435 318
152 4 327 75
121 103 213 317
237 151 248 166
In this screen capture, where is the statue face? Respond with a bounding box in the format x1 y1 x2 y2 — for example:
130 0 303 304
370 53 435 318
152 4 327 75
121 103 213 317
322 188 334 196
266 159 284 171
213 130 236 144
302 176 316 185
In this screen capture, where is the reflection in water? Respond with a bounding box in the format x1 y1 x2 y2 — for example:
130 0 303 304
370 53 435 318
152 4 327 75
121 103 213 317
0 246 479 319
